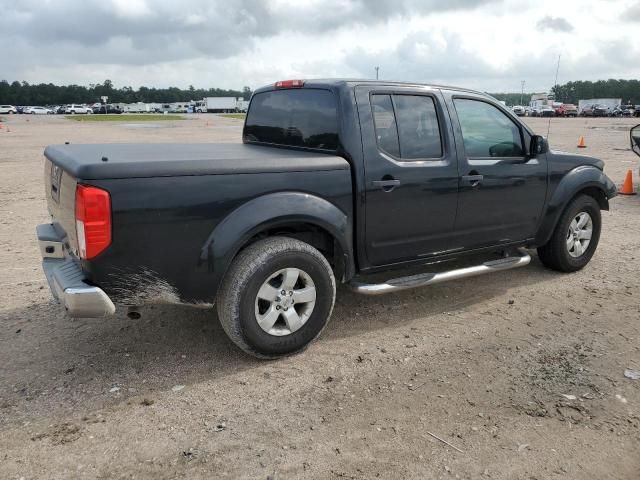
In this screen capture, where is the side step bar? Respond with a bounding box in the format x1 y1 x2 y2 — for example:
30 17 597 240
348 249 531 295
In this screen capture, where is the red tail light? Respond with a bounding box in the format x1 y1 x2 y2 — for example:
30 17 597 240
75 185 111 259
275 79 304 88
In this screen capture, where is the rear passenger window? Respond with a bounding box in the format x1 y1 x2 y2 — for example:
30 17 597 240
371 94 443 160
394 95 442 159
371 95 400 157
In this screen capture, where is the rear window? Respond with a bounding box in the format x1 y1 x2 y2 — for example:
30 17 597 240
243 89 339 151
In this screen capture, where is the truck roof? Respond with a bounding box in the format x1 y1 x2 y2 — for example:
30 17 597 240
252 79 492 98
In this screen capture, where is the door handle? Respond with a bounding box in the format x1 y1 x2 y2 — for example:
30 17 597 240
461 174 484 187
372 179 401 192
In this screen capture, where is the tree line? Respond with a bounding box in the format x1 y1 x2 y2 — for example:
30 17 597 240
3 78 638 107
0 79 252 106
491 79 640 106
550 79 639 105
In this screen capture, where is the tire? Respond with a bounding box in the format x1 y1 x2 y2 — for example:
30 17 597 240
537 195 601 272
217 236 336 358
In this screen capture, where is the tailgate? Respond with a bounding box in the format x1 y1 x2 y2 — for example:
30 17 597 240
44 158 79 254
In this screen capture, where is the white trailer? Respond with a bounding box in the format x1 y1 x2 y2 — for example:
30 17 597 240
199 97 239 113
236 100 249 112
578 98 621 114
122 102 149 113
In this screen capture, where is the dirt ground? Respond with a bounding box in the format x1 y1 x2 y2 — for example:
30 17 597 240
0 114 639 480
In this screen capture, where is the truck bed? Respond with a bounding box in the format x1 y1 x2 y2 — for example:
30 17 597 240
44 143 349 179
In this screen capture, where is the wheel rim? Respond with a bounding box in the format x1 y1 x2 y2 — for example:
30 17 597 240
254 268 316 336
566 211 593 258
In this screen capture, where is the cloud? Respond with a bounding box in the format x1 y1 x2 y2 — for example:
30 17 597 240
344 31 640 93
621 1 640 21
345 33 497 87
0 0 499 67
1 0 639 92
536 16 574 32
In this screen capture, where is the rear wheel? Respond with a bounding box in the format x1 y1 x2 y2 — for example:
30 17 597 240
537 195 601 272
217 236 336 358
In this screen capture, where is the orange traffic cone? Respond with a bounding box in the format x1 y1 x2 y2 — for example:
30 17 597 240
619 169 637 195
577 136 586 148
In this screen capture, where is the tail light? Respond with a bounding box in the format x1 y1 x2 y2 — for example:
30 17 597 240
275 79 304 88
75 185 111 259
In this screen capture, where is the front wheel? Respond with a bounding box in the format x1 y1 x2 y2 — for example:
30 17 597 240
217 236 336 358
537 195 601 272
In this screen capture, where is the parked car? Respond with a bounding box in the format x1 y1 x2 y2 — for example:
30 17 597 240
66 104 93 114
555 104 578 117
616 105 635 117
635 106 640 117
0 105 18 114
92 104 123 114
511 105 525 116
581 104 609 117
532 105 555 117
37 79 617 358
24 106 53 115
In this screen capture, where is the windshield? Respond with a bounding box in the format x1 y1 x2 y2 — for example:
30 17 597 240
244 88 339 151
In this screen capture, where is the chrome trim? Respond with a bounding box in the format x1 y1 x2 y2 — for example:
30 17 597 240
38 222 116 318
348 249 531 295
63 286 116 318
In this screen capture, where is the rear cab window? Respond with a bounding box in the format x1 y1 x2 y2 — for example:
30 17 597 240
371 93 443 160
244 89 339 151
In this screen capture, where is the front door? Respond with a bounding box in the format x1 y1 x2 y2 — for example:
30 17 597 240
355 86 459 267
444 92 548 249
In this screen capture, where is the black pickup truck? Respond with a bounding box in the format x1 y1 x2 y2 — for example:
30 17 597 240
37 79 617 358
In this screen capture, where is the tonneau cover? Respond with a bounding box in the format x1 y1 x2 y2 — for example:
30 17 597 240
44 143 349 179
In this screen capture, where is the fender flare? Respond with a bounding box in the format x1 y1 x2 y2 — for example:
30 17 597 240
535 166 616 246
200 192 354 284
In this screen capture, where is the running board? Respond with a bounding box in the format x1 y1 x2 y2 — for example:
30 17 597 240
348 249 531 295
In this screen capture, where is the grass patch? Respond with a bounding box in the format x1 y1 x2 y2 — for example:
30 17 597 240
220 113 246 120
65 114 185 122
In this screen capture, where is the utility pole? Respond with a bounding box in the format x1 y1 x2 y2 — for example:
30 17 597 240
375 66 379 80
520 80 525 106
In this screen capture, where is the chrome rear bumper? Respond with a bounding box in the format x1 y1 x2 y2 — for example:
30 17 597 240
37 223 115 318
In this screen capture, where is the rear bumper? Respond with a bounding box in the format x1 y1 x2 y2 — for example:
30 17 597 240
37 223 115 318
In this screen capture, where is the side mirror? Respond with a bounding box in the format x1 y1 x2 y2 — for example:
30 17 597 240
529 135 548 157
631 124 640 158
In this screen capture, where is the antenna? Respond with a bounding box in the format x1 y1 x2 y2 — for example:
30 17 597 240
547 54 561 139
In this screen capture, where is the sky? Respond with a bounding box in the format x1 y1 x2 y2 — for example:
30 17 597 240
2 0 640 93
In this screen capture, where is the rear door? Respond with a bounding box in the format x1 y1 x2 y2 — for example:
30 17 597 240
443 91 547 249
355 86 459 266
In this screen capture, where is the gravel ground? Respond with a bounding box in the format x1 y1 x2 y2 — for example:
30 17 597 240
0 114 638 479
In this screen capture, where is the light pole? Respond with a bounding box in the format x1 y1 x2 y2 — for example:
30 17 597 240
375 66 379 80
520 80 525 107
